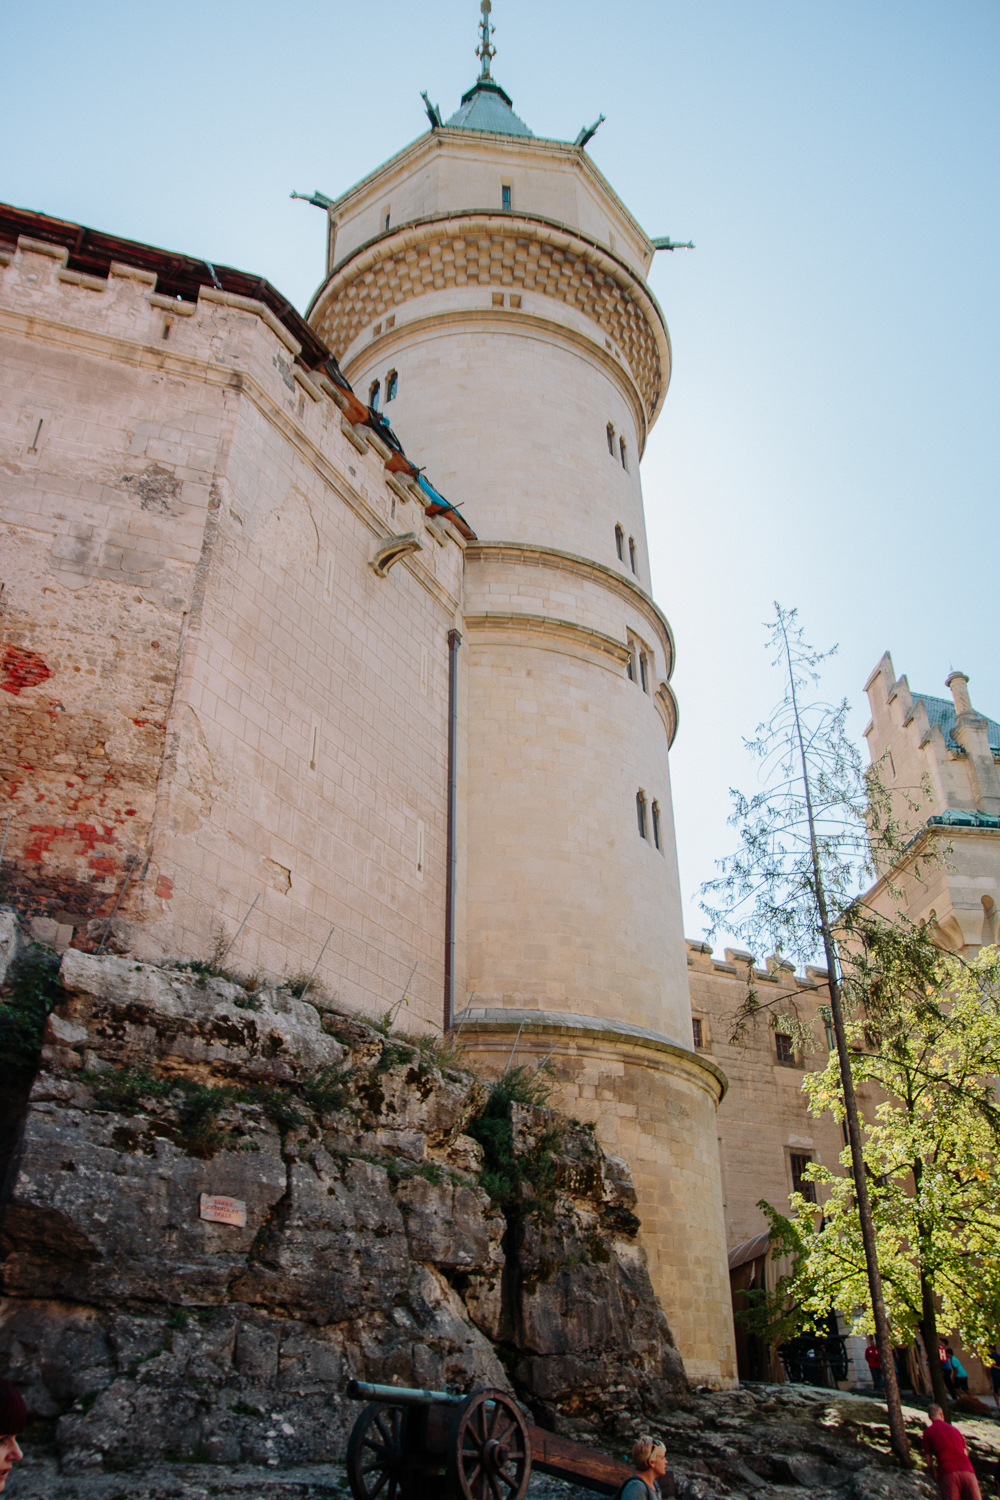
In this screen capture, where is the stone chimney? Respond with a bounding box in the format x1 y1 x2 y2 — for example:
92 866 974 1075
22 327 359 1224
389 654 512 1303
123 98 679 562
946 671 1000 816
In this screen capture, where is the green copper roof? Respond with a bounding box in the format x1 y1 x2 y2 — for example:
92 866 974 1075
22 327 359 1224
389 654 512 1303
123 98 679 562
913 692 1000 754
445 79 534 137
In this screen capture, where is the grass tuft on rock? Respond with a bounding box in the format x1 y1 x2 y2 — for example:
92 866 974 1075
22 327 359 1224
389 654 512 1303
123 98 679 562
0 945 68 1074
468 1066 560 1215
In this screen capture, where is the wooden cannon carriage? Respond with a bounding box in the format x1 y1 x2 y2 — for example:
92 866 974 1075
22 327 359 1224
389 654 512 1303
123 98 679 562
345 1380 645 1500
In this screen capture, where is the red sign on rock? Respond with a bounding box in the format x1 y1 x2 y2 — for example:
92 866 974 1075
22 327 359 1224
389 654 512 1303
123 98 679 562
198 1194 247 1227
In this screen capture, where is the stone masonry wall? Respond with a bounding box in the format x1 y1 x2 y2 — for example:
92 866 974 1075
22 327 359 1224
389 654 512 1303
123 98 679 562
0 234 465 1029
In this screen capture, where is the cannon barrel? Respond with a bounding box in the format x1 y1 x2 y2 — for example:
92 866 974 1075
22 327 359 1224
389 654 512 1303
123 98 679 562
345 1379 464 1408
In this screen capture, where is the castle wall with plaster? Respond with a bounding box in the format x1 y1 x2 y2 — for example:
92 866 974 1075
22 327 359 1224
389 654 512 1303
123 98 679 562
0 74 736 1385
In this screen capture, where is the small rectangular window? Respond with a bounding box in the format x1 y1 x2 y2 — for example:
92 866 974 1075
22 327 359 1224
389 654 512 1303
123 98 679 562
501 184 512 210
416 820 425 878
651 799 661 849
636 791 647 840
790 1152 816 1203
386 370 398 401
369 379 381 410
628 536 637 576
619 437 628 471
692 1018 703 1048
383 206 391 231
639 653 648 693
615 524 624 561
607 423 615 455
775 1032 794 1065
820 1006 835 1052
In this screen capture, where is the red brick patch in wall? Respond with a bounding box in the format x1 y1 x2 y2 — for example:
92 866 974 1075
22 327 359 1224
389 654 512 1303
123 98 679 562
1 646 52 696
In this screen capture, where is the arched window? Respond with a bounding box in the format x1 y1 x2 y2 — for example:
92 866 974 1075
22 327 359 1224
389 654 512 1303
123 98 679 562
607 423 615 456
369 379 380 411
386 370 398 402
615 524 624 561
628 536 637 575
619 437 628 471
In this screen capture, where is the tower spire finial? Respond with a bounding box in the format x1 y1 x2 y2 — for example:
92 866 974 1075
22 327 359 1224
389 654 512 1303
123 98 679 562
476 0 496 81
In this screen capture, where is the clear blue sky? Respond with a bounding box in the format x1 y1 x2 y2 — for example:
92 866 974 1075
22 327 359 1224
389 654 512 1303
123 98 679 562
4 1 998 947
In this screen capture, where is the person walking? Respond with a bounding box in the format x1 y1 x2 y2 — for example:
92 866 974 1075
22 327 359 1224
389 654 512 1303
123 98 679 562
948 1349 970 1395
940 1342 957 1398
0 1380 25 1494
618 1436 669 1499
922 1405 981 1500
865 1337 884 1391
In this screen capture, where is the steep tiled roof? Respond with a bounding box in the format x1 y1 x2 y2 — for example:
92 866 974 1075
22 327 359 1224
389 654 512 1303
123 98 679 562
913 692 1000 754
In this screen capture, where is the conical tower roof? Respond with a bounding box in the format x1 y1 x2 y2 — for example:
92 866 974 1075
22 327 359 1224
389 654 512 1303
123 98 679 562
445 78 534 137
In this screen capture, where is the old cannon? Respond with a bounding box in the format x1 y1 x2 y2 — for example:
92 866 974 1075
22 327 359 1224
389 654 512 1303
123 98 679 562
345 1379 640 1500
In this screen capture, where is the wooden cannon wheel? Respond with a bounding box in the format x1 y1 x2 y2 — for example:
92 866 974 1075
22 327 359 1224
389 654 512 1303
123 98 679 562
346 1401 406 1500
447 1389 531 1500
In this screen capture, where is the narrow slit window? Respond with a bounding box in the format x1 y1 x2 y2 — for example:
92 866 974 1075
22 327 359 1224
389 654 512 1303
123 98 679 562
820 1005 835 1052
628 536 637 575
607 422 616 455
636 791 647 840
383 207 391 231
790 1153 816 1203
651 799 661 849
416 819 425 878
692 1018 703 1049
639 653 648 693
775 1032 794 1065
369 379 380 411
619 437 628 471
386 369 398 402
502 184 512 210
615 524 624 561
626 654 634 682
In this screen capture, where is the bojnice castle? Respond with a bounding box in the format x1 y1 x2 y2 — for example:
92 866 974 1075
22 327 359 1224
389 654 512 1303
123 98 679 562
2 11 998 1393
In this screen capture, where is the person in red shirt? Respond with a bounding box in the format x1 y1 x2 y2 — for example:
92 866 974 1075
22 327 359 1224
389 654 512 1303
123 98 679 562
865 1338 884 1391
922 1405 981 1500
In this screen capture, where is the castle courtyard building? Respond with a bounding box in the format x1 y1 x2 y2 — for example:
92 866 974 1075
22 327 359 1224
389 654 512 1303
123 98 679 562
0 37 736 1382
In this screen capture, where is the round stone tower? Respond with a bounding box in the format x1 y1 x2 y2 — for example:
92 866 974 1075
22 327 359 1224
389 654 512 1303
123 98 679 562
308 35 736 1386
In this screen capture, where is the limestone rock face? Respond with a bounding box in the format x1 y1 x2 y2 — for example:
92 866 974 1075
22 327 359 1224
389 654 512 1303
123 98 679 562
0 943 685 1479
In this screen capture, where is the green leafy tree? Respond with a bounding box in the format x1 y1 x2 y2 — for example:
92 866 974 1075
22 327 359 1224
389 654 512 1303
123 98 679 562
785 939 1000 1410
702 605 932 1465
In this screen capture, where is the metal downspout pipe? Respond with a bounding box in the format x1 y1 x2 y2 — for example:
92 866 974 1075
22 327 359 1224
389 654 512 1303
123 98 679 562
444 628 462 1032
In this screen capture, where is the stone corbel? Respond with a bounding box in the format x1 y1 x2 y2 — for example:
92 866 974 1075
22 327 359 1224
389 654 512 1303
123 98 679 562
370 533 422 577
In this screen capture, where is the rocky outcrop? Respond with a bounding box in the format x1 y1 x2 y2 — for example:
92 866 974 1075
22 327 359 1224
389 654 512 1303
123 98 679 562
0 940 685 1482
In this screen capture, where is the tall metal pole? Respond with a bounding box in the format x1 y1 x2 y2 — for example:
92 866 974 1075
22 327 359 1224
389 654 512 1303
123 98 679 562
443 629 462 1032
